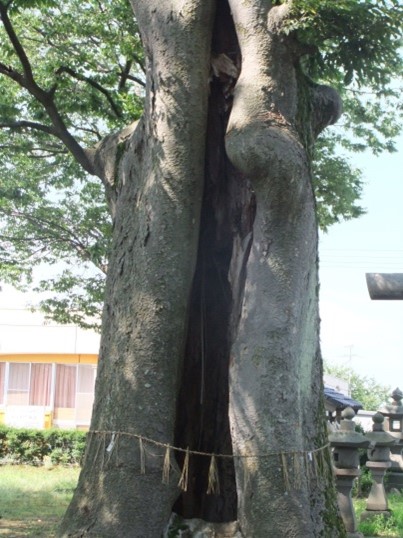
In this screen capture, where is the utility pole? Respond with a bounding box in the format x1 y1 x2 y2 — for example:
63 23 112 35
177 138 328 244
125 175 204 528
344 345 357 396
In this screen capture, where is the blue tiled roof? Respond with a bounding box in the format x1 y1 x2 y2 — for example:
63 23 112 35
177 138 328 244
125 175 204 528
324 386 363 411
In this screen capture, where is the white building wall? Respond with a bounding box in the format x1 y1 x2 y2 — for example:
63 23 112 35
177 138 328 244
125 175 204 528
0 286 100 354
323 373 349 396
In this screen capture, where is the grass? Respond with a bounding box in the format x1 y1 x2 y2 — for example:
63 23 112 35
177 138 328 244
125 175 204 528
0 465 79 537
2 465 403 536
354 494 403 537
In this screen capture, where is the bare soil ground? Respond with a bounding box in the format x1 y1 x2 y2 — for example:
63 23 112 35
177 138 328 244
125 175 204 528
0 517 59 537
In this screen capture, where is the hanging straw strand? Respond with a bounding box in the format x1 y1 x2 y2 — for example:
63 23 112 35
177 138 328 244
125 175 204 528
280 453 290 492
207 455 220 495
292 452 303 490
139 437 146 475
100 433 106 470
92 432 104 469
162 446 171 485
178 448 190 492
89 428 331 491
89 429 329 461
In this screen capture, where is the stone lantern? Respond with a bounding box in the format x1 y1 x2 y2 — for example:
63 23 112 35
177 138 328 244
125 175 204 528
329 406 369 538
379 387 403 490
361 412 397 521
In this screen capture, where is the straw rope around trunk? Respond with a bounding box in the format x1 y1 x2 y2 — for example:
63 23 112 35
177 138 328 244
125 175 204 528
85 430 333 494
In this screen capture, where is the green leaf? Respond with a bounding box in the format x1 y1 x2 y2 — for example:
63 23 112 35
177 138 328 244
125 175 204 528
0 0 402 326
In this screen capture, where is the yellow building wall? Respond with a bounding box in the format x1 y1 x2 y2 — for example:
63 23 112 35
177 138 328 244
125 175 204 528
0 353 98 364
44 411 52 429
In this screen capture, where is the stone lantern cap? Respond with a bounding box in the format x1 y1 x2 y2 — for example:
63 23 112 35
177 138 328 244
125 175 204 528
365 412 398 447
379 388 403 416
329 407 369 448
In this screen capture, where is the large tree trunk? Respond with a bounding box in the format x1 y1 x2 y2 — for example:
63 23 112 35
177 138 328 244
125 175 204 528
224 3 342 536
60 2 215 536
60 1 344 536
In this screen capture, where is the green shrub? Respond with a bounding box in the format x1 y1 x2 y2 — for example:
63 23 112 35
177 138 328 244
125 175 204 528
44 429 87 465
0 425 8 459
353 467 373 498
0 425 86 466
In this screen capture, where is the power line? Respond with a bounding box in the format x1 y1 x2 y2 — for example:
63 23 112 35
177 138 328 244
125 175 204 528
0 312 82 329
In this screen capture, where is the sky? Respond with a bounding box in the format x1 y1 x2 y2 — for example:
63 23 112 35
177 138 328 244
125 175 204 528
0 136 402 389
319 134 403 387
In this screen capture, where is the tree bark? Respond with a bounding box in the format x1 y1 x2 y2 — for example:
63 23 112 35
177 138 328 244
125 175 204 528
60 1 344 536
224 2 343 535
60 2 215 536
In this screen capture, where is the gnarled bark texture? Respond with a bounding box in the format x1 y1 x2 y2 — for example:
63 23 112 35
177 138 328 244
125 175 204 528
60 1 345 537
225 3 342 536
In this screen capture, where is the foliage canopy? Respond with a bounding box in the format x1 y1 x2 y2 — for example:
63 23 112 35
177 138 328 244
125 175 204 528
324 363 392 411
0 0 402 327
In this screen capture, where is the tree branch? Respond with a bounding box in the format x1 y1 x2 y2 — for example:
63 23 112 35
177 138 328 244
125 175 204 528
0 3 145 196
118 60 133 91
0 141 68 156
0 7 97 176
0 120 57 136
72 124 103 140
0 1 34 82
0 61 26 85
311 84 343 137
56 66 123 118
125 73 146 88
0 92 97 174
87 120 139 184
132 52 146 74
4 210 108 273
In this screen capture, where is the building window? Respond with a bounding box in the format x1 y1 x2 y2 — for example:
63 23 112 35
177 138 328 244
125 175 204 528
5 363 52 407
0 362 5 405
76 364 96 424
30 363 52 406
7 363 30 405
1 359 97 427
55 364 76 408
78 364 96 393
391 419 402 432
